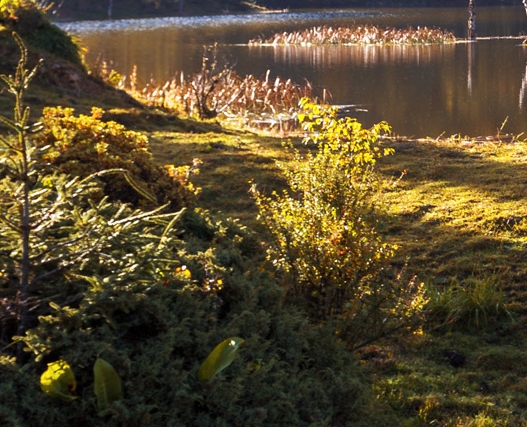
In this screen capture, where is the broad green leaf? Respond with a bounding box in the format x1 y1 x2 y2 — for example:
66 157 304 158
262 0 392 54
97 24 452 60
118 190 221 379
93 358 123 413
198 337 244 382
40 359 78 402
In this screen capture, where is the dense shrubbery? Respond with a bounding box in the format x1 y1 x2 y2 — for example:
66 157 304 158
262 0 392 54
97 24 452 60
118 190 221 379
2 241 374 426
0 5 520 427
252 99 427 350
33 105 198 210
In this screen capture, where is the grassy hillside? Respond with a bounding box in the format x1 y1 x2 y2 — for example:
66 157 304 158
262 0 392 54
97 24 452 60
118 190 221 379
2 3 527 426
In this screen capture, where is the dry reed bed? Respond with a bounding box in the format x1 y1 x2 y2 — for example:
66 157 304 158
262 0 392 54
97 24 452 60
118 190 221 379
248 25 457 45
122 68 326 132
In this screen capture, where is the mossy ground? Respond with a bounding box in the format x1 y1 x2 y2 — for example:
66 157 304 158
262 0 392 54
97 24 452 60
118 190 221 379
148 125 527 426
373 138 527 425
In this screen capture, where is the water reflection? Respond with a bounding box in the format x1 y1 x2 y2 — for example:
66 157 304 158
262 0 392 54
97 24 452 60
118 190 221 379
521 61 527 109
58 9 388 35
467 41 476 95
61 7 527 136
250 43 457 70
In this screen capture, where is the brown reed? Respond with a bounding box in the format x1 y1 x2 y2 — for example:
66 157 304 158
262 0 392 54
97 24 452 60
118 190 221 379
248 25 456 46
118 67 328 133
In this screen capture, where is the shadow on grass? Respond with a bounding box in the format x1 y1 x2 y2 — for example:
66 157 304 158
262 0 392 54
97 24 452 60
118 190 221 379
377 139 527 298
380 140 527 203
149 131 291 223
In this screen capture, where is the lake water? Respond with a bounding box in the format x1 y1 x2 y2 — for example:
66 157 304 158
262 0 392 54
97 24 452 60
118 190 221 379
59 6 527 137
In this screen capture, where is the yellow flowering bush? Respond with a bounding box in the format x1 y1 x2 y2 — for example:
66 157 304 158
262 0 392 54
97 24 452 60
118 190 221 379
34 106 198 210
253 99 427 349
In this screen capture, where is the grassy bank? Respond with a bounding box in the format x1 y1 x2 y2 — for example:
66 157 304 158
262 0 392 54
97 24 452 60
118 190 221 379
2 5 527 425
149 122 527 426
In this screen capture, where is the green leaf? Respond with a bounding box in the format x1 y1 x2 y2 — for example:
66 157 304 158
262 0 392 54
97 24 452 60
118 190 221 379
40 359 78 402
93 358 123 413
198 337 244 382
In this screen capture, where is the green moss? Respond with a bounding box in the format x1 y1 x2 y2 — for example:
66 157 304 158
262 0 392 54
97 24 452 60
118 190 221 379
23 23 83 67
1 1 83 67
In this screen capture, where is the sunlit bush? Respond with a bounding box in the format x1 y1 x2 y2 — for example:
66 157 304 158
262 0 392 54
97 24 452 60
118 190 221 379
252 99 427 349
33 106 198 210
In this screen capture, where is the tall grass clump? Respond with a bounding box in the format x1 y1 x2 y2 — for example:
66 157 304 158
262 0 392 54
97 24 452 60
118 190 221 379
249 25 456 46
426 271 515 330
252 99 428 350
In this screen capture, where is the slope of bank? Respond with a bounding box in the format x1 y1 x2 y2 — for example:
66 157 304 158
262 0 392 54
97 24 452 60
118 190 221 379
3 5 527 427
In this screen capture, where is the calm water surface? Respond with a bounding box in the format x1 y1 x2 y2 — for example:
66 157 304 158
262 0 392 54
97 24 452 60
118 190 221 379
60 7 527 137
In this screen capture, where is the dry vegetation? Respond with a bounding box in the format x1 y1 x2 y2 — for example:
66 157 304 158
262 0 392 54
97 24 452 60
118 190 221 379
100 25 456 134
248 25 457 46
136 68 322 131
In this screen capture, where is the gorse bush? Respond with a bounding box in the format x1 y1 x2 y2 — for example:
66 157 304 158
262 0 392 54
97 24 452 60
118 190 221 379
0 0 42 22
33 106 199 210
252 99 427 349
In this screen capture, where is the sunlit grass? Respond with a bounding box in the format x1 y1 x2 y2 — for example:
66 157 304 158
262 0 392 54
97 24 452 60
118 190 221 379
5 18 527 424
366 137 527 425
145 126 527 426
148 128 293 223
